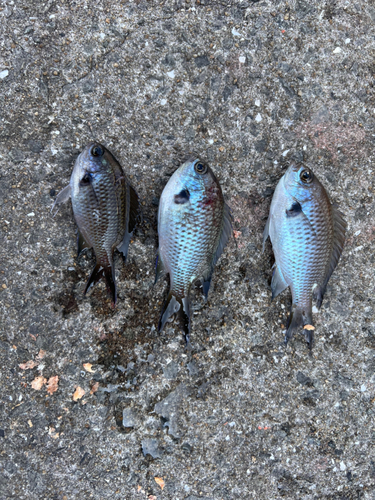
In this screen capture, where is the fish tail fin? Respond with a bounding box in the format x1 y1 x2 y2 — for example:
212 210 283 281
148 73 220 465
286 306 314 349
84 262 117 306
158 292 191 343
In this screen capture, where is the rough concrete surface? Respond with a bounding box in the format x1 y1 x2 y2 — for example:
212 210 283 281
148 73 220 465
0 0 374 499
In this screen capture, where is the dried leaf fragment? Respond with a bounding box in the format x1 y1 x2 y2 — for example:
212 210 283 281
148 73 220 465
46 375 59 395
303 324 315 331
36 349 46 360
19 360 37 370
83 363 95 373
31 376 47 390
72 386 85 401
154 477 165 490
48 427 59 439
90 381 99 394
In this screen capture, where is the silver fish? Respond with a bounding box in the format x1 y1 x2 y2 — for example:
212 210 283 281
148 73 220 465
156 158 232 342
52 142 139 305
263 164 346 347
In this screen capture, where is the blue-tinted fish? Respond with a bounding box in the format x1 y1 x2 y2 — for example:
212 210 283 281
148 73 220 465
52 142 139 305
263 164 346 348
156 158 232 342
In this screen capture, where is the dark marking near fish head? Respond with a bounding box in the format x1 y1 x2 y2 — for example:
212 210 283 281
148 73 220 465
286 201 302 217
80 172 92 187
174 189 190 204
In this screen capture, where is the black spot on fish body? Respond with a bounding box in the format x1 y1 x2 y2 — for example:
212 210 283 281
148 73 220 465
80 173 92 186
286 201 302 217
174 189 190 204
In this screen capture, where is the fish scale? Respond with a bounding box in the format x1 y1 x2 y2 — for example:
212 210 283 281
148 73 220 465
263 164 346 348
156 158 232 341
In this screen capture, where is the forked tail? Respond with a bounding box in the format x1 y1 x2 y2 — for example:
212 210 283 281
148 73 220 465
286 305 314 349
158 292 191 343
84 262 117 306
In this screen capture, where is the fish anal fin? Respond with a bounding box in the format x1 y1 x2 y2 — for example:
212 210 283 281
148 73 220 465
155 252 166 284
271 265 288 300
77 231 90 257
51 185 71 216
316 205 347 308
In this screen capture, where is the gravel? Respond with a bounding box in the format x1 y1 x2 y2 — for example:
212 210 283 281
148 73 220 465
0 0 374 499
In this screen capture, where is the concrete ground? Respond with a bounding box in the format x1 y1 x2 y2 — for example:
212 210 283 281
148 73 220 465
0 0 374 498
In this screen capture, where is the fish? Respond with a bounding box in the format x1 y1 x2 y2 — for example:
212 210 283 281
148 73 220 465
52 142 140 305
156 158 232 343
263 164 347 348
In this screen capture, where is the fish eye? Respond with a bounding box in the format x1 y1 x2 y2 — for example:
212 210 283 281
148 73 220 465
91 145 104 157
194 161 208 175
300 169 313 184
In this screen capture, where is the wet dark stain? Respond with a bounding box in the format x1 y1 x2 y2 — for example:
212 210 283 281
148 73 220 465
58 289 79 316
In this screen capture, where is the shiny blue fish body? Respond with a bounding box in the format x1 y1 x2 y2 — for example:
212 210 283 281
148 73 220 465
156 158 232 341
263 164 346 348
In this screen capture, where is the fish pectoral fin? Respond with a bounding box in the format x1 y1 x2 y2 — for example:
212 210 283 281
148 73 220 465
271 265 288 300
84 262 117 305
316 205 347 308
158 292 191 343
51 185 71 216
77 231 90 257
154 251 166 284
262 216 271 252
128 184 141 234
117 232 131 261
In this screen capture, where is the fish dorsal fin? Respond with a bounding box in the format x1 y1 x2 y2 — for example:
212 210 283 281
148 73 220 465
319 205 347 301
262 215 270 252
51 184 71 216
212 202 232 269
117 184 140 261
128 183 140 234
203 202 232 295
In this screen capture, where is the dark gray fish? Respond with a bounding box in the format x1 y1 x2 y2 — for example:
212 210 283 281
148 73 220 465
52 142 139 305
156 158 232 342
263 164 347 348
